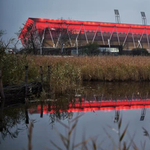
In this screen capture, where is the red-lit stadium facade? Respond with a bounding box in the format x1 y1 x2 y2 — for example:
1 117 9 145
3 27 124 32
19 18 150 54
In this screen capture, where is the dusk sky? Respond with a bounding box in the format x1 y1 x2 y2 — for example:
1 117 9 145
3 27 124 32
1 0 150 48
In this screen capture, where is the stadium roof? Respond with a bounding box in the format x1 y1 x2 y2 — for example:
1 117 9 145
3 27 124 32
19 17 150 39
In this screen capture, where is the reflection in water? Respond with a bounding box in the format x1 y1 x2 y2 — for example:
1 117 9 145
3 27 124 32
1 101 150 150
40 101 43 118
29 97 150 117
1 82 150 149
140 108 146 121
25 99 29 124
82 81 150 100
0 105 26 142
114 110 120 123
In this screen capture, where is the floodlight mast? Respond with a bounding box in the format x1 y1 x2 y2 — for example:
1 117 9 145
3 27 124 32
114 9 121 23
141 12 147 25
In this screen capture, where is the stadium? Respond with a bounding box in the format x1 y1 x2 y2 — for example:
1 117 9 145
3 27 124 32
19 14 150 55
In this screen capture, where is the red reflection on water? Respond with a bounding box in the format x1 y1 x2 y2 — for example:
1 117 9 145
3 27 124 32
29 98 150 114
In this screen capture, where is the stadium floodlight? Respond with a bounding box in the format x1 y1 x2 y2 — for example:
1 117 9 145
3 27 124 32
141 12 146 17
114 9 121 23
114 9 119 15
141 11 147 25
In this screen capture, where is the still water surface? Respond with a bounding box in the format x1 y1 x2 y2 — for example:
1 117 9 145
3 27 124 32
1 82 150 150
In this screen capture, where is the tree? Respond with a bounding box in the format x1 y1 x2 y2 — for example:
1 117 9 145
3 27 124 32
17 23 40 54
0 30 27 85
132 48 149 56
0 30 15 66
0 30 6 60
80 42 100 56
0 30 13 128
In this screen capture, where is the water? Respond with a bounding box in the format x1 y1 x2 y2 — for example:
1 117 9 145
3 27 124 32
1 82 150 150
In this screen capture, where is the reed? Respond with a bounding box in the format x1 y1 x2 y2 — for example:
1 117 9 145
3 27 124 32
28 121 33 150
1 54 28 84
3 55 150 94
26 55 150 81
50 114 150 150
50 113 92 150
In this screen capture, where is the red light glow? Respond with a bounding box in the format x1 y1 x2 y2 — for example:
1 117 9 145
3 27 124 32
29 99 150 114
19 18 150 39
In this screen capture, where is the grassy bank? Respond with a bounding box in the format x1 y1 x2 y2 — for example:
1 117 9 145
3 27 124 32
2 55 150 94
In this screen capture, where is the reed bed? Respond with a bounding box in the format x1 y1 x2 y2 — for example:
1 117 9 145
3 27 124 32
1 54 27 84
2 55 150 95
27 55 150 82
25 55 150 95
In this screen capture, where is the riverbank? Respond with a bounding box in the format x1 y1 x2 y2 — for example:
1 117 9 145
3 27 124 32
2 55 150 95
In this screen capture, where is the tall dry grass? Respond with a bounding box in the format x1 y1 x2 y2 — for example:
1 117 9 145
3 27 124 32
18 55 150 95
3 55 150 94
27 55 150 82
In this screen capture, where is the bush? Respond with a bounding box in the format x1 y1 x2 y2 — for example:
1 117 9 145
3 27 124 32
132 48 149 56
1 54 28 85
80 42 99 56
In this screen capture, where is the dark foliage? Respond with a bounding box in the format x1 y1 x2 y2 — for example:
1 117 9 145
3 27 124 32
80 42 99 56
132 48 149 56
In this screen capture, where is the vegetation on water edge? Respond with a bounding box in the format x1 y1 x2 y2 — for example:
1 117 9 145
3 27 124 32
26 55 150 81
2 55 150 94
